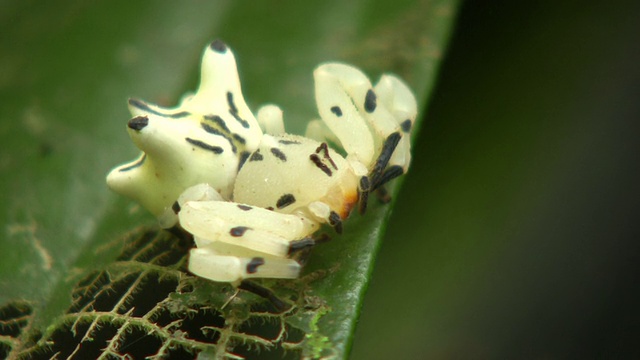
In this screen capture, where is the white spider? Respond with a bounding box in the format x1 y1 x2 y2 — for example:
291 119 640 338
107 40 417 284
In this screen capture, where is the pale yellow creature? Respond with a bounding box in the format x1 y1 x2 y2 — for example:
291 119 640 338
107 40 417 284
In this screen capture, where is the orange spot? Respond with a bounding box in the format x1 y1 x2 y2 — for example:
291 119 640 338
340 191 359 218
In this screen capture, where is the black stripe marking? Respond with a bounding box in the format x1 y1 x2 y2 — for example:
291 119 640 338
204 115 231 133
227 91 238 113
201 120 226 137
246 257 265 274
315 143 337 170
201 123 237 153
330 106 343 117
279 139 302 145
128 98 190 118
185 138 224 154
329 211 343 234
364 89 377 113
230 111 250 128
128 115 149 131
237 151 250 171
232 133 246 144
227 92 250 128
230 226 250 237
270 148 287 161
210 39 228 53
249 151 263 161
401 119 412 133
119 154 146 172
310 154 332 176
276 194 296 209
237 204 252 211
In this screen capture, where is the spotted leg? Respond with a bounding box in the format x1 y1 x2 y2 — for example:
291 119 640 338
313 64 412 212
371 74 418 186
177 197 320 283
157 183 225 228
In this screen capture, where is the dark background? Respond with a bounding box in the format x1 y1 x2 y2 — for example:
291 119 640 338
353 0 640 358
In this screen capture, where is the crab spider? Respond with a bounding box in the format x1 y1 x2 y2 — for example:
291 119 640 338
107 40 417 284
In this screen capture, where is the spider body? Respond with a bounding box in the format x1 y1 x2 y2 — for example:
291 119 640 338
107 40 417 283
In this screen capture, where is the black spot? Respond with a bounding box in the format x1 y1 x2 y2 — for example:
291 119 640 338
230 226 250 237
237 151 250 171
276 194 296 209
310 154 332 176
237 204 252 211
270 148 287 161
278 139 302 145
266 207 274 211
185 138 224 154
330 106 343 117
364 89 377 113
329 211 343 234
401 119 412 133
246 257 265 274
249 151 263 161
172 201 181 214
128 115 148 131
210 39 228 53
118 154 146 172
128 98 190 118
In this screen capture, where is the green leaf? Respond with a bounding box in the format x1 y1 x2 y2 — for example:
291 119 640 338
0 1 459 358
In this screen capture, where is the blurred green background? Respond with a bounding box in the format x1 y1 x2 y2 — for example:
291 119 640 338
352 1 640 358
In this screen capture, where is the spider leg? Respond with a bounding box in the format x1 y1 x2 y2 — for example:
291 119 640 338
372 165 405 191
287 233 331 266
373 74 418 173
256 104 285 135
314 63 377 166
313 64 417 214
361 75 418 209
177 197 323 282
374 186 392 204
368 132 402 191
189 240 301 282
238 280 291 311
179 200 318 257
159 183 225 228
